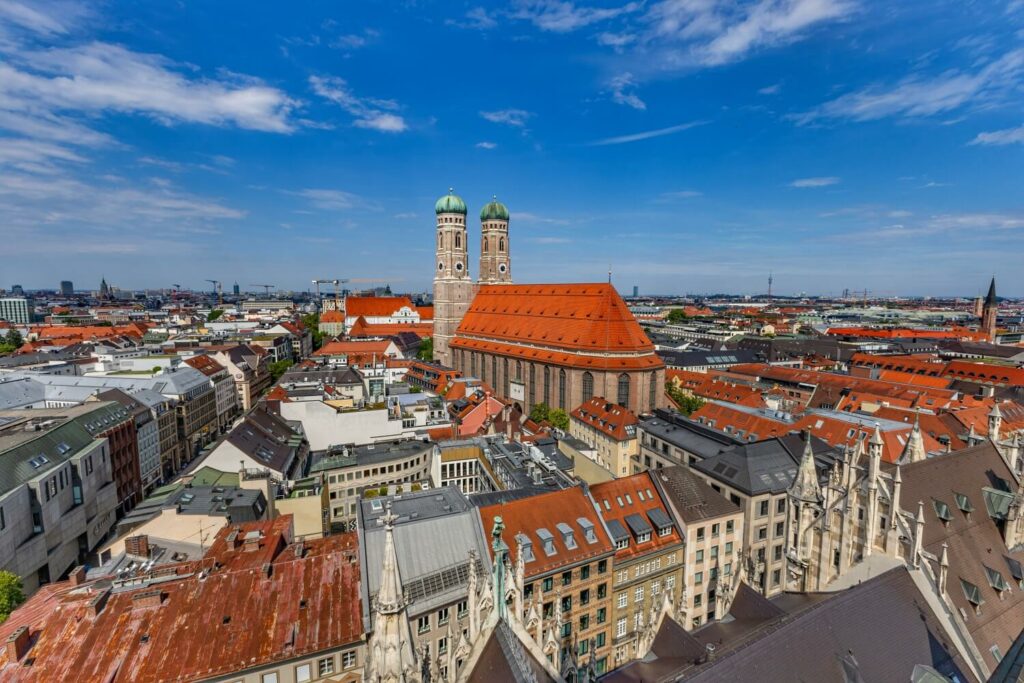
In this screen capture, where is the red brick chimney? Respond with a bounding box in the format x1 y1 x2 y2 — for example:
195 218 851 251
132 589 164 609
5 626 31 661
125 535 150 558
68 566 87 586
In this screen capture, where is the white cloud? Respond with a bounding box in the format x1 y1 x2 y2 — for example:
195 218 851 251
658 189 703 200
790 176 840 187
758 83 781 95
793 49 1024 124
529 236 572 244
293 188 360 210
309 75 408 132
644 0 855 66
448 7 498 30
510 0 641 33
970 123 1024 145
0 0 84 36
0 43 299 133
589 119 708 145
596 31 637 49
476 141 498 149
480 108 533 127
329 28 379 50
609 72 646 110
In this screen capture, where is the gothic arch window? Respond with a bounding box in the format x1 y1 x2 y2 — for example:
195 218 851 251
455 233 461 248
617 373 630 407
529 364 536 404
492 357 498 387
471 352 477 377
499 237 505 252
483 237 489 253
438 233 442 249
649 371 658 411
559 369 567 410
582 372 594 402
543 366 551 406
516 360 522 381
503 358 509 396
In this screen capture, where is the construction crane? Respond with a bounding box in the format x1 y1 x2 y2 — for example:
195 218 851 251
312 278 350 311
205 279 223 306
249 284 275 296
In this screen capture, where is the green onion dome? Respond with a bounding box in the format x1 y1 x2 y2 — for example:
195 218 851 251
435 188 467 215
480 196 509 221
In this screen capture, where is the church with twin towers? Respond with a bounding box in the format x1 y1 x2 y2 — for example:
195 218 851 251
430 189 665 419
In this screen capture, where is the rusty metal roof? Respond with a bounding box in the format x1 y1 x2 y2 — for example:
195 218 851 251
0 517 363 682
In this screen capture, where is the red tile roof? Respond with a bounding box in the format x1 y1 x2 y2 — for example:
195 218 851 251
347 316 433 339
453 283 657 355
314 339 394 357
0 518 363 682
344 296 417 318
571 397 638 441
183 354 226 377
319 310 345 323
590 473 682 561
479 487 614 579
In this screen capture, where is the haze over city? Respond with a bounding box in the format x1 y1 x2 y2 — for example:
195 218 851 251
1 1 1022 296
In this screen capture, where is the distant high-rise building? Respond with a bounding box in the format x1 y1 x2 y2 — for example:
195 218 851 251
60 280 74 297
233 281 240 295
982 277 998 339
0 297 33 324
632 285 639 297
10 284 23 296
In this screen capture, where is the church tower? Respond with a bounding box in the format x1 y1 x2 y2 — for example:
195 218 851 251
432 189 473 367
982 277 998 340
478 196 512 285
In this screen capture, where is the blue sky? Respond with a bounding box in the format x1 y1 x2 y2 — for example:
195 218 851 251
1 0 1022 297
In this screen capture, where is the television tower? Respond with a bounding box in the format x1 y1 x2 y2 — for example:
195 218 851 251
768 272 773 301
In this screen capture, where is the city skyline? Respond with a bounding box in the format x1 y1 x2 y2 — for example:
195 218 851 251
1 1 1022 296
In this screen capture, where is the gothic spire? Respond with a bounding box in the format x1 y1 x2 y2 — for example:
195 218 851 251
986 277 997 305
789 433 821 503
377 506 405 613
899 412 926 464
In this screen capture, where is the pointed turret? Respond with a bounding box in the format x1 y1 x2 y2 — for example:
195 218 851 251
989 401 1003 444
982 277 998 338
986 277 997 305
366 504 420 682
789 433 821 503
899 412 926 464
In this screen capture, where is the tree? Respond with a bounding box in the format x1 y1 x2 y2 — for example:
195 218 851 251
301 313 324 350
666 384 706 416
666 308 689 324
268 359 294 383
548 408 570 431
0 570 25 623
207 309 224 322
6 329 23 348
417 337 434 361
529 402 551 424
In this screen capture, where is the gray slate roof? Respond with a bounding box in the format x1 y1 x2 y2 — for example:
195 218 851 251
692 433 840 496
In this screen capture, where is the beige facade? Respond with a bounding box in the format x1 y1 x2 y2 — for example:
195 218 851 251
609 542 685 665
569 413 638 479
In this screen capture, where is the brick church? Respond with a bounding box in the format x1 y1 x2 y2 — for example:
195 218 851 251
431 189 665 416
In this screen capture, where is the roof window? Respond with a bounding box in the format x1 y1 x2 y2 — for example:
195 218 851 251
961 579 984 612
556 523 577 550
537 528 556 556
932 499 953 524
984 565 1008 593
954 492 974 514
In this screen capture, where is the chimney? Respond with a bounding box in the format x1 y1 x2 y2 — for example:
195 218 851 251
5 626 31 661
87 588 111 617
68 566 87 586
705 643 716 663
124 535 150 559
243 531 263 552
132 589 164 609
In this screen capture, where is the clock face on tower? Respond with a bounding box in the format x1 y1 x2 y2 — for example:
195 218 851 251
499 264 507 273
455 262 464 272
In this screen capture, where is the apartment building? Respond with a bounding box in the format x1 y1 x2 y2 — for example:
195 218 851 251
590 473 685 666
312 439 433 530
636 408 742 471
184 354 239 433
690 433 840 596
569 397 640 478
212 344 271 411
654 466 744 628
0 404 120 592
480 486 617 675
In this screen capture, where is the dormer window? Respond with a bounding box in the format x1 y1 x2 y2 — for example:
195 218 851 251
516 533 535 563
984 565 1009 595
933 499 953 525
954 492 974 515
577 518 598 544
961 579 984 614
616 538 629 550
556 523 577 550
537 528 556 556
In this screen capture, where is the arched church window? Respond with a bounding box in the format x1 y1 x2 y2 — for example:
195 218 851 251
499 237 505 252
543 367 551 406
617 373 630 407
456 233 461 248
483 237 489 252
649 371 658 411
559 369 567 409
582 372 594 402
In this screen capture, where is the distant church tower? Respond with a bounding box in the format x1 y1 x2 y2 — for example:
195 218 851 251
432 189 474 366
982 277 998 340
478 196 512 285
